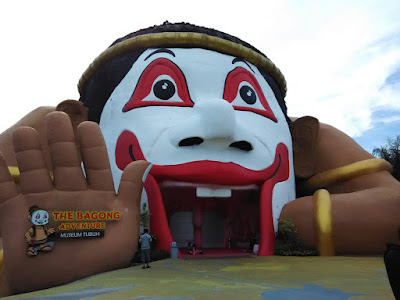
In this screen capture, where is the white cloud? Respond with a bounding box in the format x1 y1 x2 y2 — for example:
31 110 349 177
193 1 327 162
0 0 399 149
273 1 400 137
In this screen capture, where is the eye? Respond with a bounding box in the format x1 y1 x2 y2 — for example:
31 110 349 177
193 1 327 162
142 75 182 103
223 67 277 122
239 85 256 104
36 213 40 219
123 58 193 111
153 79 176 100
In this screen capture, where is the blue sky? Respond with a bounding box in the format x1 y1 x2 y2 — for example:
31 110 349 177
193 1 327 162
354 108 400 153
354 67 400 153
0 0 399 155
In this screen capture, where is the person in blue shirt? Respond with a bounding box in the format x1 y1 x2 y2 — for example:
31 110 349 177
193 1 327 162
139 229 152 269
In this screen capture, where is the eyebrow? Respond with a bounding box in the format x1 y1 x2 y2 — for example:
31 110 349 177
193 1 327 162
232 57 255 73
144 48 176 61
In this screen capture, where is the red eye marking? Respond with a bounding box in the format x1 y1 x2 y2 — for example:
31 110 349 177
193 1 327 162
123 58 193 111
223 67 277 122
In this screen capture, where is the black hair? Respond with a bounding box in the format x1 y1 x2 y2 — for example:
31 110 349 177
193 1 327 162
80 21 288 123
80 51 144 123
29 205 40 215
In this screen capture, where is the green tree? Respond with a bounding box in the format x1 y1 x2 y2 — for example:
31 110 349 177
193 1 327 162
140 202 150 229
372 135 400 181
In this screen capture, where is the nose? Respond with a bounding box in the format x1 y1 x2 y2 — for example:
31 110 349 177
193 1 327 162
194 100 236 139
169 100 253 151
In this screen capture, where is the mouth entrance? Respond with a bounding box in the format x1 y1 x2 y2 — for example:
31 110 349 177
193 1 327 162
159 182 260 251
118 130 290 255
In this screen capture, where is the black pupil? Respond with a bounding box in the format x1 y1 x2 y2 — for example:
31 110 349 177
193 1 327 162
154 79 176 100
239 85 256 104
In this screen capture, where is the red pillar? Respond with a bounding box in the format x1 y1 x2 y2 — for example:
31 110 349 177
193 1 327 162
193 199 203 248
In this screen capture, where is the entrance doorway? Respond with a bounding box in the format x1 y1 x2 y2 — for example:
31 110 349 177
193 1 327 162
169 210 225 249
202 211 224 248
169 211 194 248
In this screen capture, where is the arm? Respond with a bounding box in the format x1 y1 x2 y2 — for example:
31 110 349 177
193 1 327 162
24 228 34 242
284 118 400 255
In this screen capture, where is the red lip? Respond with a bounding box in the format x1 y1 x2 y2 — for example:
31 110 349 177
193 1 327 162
150 148 286 185
116 130 288 185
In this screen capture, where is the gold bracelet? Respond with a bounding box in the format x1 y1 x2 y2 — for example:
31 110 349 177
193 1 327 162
305 158 392 191
0 249 4 276
313 189 335 256
8 166 54 183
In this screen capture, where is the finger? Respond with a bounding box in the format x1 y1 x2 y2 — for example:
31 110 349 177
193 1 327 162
0 153 19 204
78 121 114 191
12 127 53 194
46 111 87 191
118 160 151 206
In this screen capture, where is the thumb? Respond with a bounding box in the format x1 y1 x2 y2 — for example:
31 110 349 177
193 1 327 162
117 160 151 207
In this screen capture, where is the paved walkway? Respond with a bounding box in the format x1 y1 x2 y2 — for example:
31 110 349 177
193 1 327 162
5 256 395 299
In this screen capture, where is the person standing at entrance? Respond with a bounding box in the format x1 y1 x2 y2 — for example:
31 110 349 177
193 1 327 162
139 229 152 269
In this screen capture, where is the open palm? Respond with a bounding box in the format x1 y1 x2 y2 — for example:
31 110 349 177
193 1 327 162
0 112 149 295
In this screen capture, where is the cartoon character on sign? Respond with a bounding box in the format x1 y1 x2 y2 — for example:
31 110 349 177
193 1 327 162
25 205 55 256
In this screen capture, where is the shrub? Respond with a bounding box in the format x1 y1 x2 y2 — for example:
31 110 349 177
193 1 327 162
274 218 318 256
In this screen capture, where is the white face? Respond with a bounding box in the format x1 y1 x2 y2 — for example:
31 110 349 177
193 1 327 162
99 48 295 233
100 48 294 186
30 210 49 226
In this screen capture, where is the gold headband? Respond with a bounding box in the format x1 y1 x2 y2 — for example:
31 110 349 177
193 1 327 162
78 32 287 97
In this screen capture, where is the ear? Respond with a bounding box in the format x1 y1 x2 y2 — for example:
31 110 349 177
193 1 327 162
56 100 88 127
56 100 89 144
289 116 320 178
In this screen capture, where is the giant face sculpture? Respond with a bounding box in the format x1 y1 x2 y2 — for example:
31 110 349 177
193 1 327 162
1 22 399 298
98 47 295 255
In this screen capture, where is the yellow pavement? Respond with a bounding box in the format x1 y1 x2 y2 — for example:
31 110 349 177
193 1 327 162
5 256 395 299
